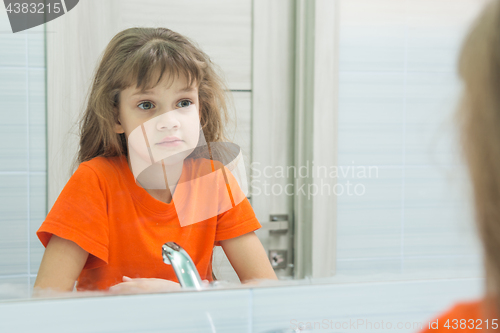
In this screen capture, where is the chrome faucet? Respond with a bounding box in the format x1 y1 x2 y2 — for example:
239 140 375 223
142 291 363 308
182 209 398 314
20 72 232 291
162 242 203 290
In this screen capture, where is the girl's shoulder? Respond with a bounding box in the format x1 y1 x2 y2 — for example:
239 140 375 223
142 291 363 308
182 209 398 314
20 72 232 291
75 155 129 185
79 155 127 175
420 299 498 333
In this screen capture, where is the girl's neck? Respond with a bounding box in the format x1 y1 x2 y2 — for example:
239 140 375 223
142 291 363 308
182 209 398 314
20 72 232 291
127 156 184 204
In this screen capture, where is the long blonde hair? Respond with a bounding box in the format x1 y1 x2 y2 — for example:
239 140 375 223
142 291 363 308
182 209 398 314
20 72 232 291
77 27 231 164
458 0 500 312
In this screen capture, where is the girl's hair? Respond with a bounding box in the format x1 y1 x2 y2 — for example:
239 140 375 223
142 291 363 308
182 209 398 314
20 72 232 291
458 0 500 311
77 27 232 164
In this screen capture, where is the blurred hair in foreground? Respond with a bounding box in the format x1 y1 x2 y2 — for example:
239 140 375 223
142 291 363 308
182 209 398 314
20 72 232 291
458 0 500 315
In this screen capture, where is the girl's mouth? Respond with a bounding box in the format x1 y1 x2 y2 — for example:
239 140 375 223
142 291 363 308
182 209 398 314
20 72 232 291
156 140 183 147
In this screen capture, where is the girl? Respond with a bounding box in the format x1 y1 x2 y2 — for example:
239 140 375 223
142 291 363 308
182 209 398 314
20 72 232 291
33 27 277 294
420 0 500 331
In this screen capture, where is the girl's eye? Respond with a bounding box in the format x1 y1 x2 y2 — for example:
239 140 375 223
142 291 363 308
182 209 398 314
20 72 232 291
177 99 192 108
138 101 155 110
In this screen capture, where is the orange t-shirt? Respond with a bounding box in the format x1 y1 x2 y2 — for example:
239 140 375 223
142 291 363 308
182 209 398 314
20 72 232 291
420 299 499 332
37 155 261 291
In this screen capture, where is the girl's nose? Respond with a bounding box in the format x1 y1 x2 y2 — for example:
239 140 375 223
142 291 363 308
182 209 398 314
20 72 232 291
156 110 180 131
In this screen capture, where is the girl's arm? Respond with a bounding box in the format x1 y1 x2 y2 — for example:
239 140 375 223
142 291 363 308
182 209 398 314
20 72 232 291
219 231 278 284
33 235 89 295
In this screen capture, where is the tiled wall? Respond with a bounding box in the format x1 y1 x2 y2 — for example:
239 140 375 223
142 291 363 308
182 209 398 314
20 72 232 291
0 7 46 299
335 0 487 280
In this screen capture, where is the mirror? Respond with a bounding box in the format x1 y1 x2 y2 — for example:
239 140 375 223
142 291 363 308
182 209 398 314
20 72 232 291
0 0 489 301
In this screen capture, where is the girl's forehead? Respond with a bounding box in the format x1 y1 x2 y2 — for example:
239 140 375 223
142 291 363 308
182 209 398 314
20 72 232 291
124 73 198 95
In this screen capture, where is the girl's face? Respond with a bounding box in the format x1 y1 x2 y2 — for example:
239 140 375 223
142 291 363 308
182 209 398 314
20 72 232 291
115 74 201 168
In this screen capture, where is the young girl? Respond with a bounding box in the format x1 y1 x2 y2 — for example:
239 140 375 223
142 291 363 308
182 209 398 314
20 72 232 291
34 27 277 294
420 0 500 331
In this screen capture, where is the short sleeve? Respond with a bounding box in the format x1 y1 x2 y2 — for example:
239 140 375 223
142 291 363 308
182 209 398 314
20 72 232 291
418 300 485 333
37 164 109 269
214 197 262 246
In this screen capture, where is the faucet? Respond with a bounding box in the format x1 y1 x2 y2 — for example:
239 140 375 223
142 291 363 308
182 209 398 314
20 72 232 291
162 242 203 290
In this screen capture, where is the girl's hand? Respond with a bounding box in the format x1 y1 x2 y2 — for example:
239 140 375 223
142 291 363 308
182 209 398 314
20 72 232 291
109 276 181 294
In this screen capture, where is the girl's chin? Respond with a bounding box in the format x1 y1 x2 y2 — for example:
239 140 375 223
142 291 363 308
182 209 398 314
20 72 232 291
130 147 196 165
155 151 194 165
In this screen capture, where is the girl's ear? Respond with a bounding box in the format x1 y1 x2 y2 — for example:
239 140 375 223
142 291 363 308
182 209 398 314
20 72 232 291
114 121 125 134
114 116 125 134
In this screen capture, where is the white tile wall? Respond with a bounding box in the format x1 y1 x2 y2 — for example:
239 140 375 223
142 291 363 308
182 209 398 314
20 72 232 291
0 68 28 171
403 167 479 257
0 6 46 299
404 72 463 166
336 0 486 280
336 168 403 261
28 67 46 172
0 175 28 276
339 0 406 72
338 72 405 166
0 12 26 67
228 91 252 176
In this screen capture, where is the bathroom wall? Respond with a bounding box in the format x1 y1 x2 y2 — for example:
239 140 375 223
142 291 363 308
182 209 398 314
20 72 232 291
0 8 46 298
334 0 488 280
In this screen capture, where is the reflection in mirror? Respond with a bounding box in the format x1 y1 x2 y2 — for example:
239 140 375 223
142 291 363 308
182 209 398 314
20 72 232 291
0 0 491 303
32 25 278 296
